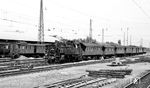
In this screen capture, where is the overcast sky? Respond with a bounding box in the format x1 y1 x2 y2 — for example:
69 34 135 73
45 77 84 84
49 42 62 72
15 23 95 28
0 0 150 47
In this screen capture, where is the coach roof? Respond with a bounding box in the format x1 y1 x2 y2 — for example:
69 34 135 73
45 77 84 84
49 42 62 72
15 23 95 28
81 42 114 47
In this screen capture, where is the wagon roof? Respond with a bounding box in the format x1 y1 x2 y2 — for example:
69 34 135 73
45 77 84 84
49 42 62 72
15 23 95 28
17 43 48 46
0 42 9 45
108 44 125 47
126 45 139 48
81 42 114 47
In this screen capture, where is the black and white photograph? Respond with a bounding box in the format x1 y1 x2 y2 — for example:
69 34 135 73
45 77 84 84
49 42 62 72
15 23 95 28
0 0 150 88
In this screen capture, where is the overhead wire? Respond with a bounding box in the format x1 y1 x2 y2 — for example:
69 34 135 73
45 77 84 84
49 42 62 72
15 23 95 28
131 0 150 19
0 9 38 27
49 0 150 25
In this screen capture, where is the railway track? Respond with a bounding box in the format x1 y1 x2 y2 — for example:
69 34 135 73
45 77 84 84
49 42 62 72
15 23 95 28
124 70 150 88
36 76 117 88
0 58 46 66
0 55 145 78
41 76 95 88
78 78 117 88
0 58 48 72
0 55 147 78
0 59 114 78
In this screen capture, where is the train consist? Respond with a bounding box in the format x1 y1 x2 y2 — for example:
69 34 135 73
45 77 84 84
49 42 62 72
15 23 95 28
45 41 147 63
0 40 147 63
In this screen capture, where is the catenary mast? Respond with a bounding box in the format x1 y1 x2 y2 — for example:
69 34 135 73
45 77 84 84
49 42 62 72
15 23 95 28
38 0 44 43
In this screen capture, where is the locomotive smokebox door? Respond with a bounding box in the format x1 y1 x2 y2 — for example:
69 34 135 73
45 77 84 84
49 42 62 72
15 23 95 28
45 43 60 63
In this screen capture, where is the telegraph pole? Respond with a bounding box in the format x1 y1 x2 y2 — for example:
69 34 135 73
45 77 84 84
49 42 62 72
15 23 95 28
89 19 92 43
121 28 125 46
102 28 104 43
127 27 129 45
102 28 107 43
124 32 125 46
38 0 44 43
140 38 143 47
130 35 132 45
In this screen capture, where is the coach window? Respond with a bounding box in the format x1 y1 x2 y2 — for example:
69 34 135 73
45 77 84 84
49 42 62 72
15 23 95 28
26 46 28 49
90 47 92 51
5 45 9 49
91 47 93 51
30 46 32 49
86 47 88 51
18 45 20 49
22 46 25 49
92 47 94 51
106 48 108 51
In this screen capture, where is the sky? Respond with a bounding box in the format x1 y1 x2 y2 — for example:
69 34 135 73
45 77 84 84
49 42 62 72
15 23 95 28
0 0 150 47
